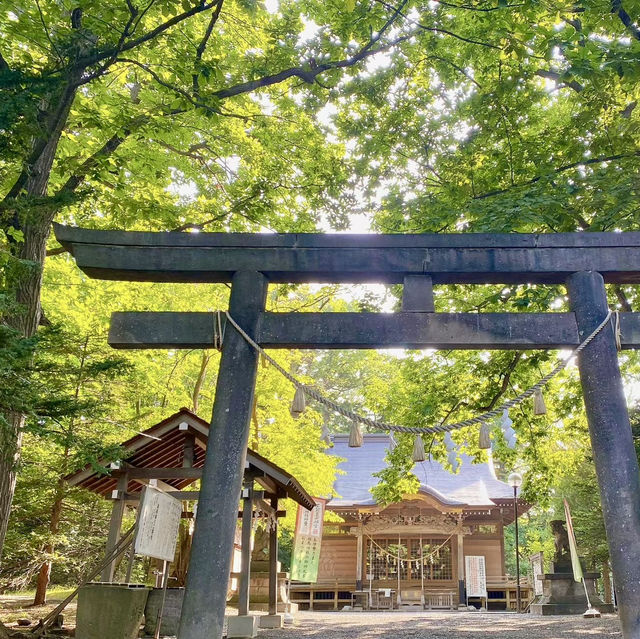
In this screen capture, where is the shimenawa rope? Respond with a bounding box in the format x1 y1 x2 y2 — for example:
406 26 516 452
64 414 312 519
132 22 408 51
220 310 620 436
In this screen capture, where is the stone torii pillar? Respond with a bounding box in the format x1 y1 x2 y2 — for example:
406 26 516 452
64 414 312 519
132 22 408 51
178 271 267 639
567 272 640 637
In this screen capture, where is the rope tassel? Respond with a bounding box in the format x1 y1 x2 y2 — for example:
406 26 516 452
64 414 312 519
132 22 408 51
321 421 333 448
478 422 491 449
290 386 306 418
412 434 426 462
533 388 547 415
349 420 363 448
223 309 616 439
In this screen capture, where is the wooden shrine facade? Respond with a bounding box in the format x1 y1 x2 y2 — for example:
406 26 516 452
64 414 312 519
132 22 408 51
291 434 531 611
64 408 314 616
54 225 640 639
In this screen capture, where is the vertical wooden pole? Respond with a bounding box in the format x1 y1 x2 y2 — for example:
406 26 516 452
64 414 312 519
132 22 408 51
179 271 267 639
182 433 195 468
238 480 254 617
355 530 363 591
268 495 278 616
567 271 640 639
101 473 128 582
457 533 465 608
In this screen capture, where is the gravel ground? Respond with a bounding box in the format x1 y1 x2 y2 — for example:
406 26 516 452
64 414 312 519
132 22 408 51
259 611 622 639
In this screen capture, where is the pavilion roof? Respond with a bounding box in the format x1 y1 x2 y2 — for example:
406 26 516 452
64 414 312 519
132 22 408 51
327 434 514 509
65 408 315 510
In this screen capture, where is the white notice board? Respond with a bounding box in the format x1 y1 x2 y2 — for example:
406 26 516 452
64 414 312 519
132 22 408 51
465 555 488 598
530 552 544 596
134 486 182 562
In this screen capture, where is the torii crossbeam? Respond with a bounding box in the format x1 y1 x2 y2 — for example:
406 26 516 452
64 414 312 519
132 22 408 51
55 224 640 639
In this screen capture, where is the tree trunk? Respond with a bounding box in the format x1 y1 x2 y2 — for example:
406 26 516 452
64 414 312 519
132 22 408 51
603 559 613 605
191 352 211 414
0 412 24 566
0 79 76 561
33 477 66 605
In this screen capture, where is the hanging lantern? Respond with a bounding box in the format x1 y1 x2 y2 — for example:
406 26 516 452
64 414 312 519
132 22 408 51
533 388 547 415
478 422 491 450
321 421 333 448
290 386 306 418
349 420 363 448
412 434 426 462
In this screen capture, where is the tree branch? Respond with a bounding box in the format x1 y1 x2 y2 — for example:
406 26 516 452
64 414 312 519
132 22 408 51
55 116 149 196
75 0 219 69
373 0 501 48
611 0 640 41
535 69 583 93
193 0 224 97
481 352 522 411
473 151 640 200
213 33 413 100
614 285 633 312
433 0 525 10
45 246 68 257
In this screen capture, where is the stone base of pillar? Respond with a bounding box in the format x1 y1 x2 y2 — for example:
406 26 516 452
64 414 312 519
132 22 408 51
227 615 259 638
259 614 283 629
529 573 614 616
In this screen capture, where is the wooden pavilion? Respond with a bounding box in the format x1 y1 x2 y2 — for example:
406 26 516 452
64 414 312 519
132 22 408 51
65 408 315 618
291 434 531 611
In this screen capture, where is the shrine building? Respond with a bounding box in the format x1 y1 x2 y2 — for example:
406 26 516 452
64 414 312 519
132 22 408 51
291 433 532 611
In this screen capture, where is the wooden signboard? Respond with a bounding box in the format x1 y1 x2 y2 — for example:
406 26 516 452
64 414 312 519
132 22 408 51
530 552 544 596
465 555 488 599
290 498 326 583
134 486 182 562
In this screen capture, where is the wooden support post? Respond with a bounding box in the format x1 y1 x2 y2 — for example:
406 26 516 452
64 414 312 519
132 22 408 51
457 533 465 608
402 275 434 312
182 433 195 468
355 530 363 591
101 473 128 582
179 271 267 639
268 495 278 616
238 480 254 617
567 271 640 639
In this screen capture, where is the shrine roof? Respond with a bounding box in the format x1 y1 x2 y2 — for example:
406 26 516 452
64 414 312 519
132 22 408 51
327 434 513 509
64 408 315 510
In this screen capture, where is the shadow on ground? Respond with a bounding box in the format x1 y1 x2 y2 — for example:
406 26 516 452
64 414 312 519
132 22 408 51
260 611 622 639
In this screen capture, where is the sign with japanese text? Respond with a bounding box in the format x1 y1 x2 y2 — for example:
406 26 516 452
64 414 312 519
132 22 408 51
465 555 487 598
134 486 182 562
530 552 544 595
290 498 326 583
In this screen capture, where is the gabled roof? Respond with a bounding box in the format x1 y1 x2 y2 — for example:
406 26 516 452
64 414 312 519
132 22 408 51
65 408 315 510
327 433 514 508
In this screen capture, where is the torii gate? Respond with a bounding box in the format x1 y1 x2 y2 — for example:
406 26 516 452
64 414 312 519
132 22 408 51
54 225 640 639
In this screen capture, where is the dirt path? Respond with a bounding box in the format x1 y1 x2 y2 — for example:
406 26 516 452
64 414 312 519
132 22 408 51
260 611 622 639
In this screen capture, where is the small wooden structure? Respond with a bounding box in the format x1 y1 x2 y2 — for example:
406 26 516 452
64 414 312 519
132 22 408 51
291 434 531 611
65 408 315 617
